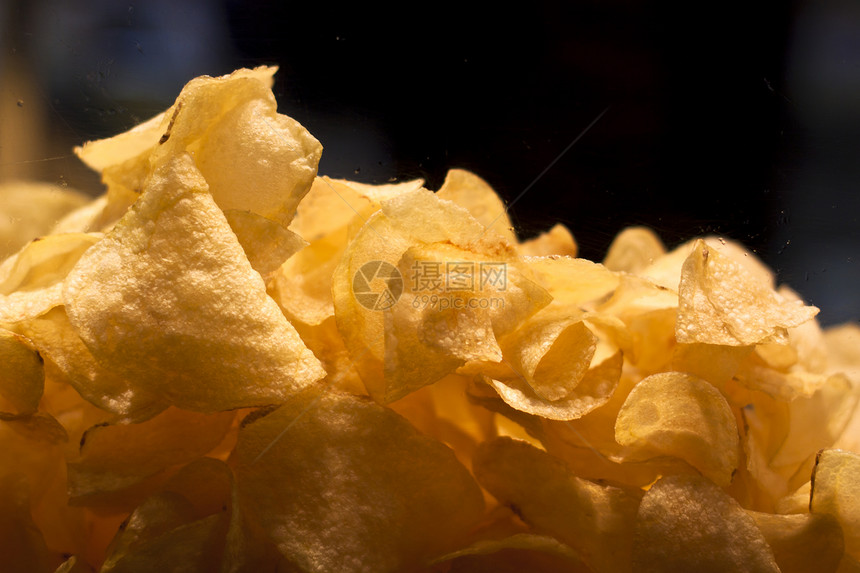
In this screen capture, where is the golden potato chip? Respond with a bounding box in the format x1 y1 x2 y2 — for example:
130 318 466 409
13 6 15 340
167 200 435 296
633 474 780 572
615 371 739 486
333 188 549 403
63 154 324 412
15 307 167 420
677 239 818 346
518 223 578 257
603 226 665 273
811 449 860 559
748 510 844 573
436 168 517 244
473 436 640 573
0 328 43 416
54 555 95 573
68 407 234 507
0 180 90 260
487 351 622 421
231 390 485 572
524 256 619 308
0 232 101 325
222 209 306 278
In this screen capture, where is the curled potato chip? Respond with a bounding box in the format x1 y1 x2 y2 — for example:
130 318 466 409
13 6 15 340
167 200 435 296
677 239 818 346
473 436 640 573
63 154 324 412
615 371 739 486
231 390 485 572
633 474 780 572
487 351 622 421
811 449 860 559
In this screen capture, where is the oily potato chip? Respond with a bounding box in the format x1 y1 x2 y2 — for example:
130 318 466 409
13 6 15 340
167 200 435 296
811 449 860 559
748 510 844 573
473 436 640 573
633 474 780 572
615 371 739 486
677 239 818 346
230 390 485 573
63 154 324 412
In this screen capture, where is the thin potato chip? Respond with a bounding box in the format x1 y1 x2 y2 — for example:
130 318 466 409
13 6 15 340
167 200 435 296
436 168 517 244
603 226 665 273
615 371 739 486
231 390 485 572
677 239 818 346
0 328 43 416
633 474 780 572
63 154 324 412
518 223 578 257
473 436 640 573
811 449 860 559
749 510 844 573
0 181 90 260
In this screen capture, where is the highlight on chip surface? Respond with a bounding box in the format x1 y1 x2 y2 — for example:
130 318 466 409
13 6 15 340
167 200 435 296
1 66 859 571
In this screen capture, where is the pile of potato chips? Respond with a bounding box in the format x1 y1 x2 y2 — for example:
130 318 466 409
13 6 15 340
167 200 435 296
1 67 859 572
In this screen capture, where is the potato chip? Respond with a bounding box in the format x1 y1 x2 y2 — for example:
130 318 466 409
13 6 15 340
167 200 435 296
487 351 622 421
333 188 549 403
68 407 234 507
518 223 578 257
0 328 43 416
0 232 101 325
615 371 739 486
748 510 844 573
473 436 640 572
633 474 780 572
603 226 665 274
811 449 860 559
63 154 324 412
0 181 90 260
231 390 485 572
677 239 818 346
436 168 517 244
222 209 306 278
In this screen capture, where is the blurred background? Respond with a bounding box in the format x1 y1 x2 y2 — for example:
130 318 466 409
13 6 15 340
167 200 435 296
1 0 857 325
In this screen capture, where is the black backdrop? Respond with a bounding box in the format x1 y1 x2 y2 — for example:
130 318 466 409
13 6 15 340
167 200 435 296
2 0 858 324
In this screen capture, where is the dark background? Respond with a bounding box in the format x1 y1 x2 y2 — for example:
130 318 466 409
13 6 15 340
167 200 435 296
1 0 858 324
